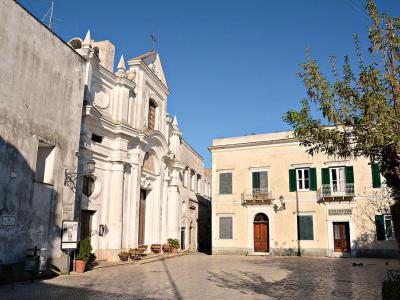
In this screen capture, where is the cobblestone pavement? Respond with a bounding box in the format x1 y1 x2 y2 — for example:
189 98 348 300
0 254 398 299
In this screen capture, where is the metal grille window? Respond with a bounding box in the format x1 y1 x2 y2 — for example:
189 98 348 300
219 216 233 239
298 215 314 240
297 168 310 191
219 172 232 194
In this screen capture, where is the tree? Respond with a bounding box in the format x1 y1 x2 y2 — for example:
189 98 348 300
283 0 400 243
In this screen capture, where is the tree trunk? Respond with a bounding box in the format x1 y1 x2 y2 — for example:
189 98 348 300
382 143 400 256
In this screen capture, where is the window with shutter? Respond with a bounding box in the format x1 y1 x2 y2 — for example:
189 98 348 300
219 172 232 194
289 169 297 192
345 166 354 184
296 168 310 191
298 215 314 240
310 168 317 191
375 215 385 241
371 163 382 188
219 216 233 239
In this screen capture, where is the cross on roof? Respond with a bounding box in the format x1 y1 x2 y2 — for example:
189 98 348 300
149 33 157 51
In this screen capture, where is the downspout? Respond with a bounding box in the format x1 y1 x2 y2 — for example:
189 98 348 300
296 190 301 256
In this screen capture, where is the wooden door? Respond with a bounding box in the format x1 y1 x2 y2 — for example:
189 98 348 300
138 189 147 245
80 210 92 240
333 222 350 252
254 222 269 252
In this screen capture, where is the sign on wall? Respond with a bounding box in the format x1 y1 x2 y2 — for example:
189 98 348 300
61 220 78 250
328 209 352 216
1 215 16 227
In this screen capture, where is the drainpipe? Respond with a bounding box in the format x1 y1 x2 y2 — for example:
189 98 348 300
296 190 301 256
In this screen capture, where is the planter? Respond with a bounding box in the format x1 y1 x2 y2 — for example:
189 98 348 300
75 260 86 273
119 255 129 262
151 245 161 254
162 244 170 253
171 248 177 254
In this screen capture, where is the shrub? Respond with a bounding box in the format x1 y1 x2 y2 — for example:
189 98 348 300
167 238 180 249
382 271 400 300
76 239 92 263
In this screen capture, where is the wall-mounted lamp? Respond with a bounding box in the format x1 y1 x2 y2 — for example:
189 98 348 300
99 224 105 236
279 195 286 210
64 160 96 190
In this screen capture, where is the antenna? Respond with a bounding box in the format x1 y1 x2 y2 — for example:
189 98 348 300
49 0 55 29
41 0 56 29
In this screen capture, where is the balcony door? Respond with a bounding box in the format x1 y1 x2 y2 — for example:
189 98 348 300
252 170 268 196
330 167 346 196
333 222 351 252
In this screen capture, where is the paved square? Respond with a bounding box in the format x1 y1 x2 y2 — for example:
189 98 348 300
0 254 398 299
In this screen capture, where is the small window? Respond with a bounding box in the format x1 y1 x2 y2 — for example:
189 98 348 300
219 172 232 194
297 168 310 191
197 176 202 194
35 141 55 184
91 134 103 143
191 173 196 191
219 216 233 239
148 99 157 130
82 176 95 197
298 215 314 240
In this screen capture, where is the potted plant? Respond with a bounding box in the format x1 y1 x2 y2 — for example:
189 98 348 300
167 238 180 254
118 251 129 261
129 248 140 260
162 243 170 253
138 244 148 255
151 244 161 254
75 239 92 273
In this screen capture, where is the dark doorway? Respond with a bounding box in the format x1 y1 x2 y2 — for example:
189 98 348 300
138 189 147 245
181 227 185 250
80 210 94 240
333 222 351 252
253 213 269 252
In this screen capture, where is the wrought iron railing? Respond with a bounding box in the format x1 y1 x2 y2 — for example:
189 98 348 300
320 183 355 198
241 188 273 205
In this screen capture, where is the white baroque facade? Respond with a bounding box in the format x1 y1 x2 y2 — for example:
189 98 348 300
68 31 210 260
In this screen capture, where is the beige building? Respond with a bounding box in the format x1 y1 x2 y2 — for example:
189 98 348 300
210 131 398 258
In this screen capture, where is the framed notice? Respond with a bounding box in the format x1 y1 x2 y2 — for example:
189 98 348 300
61 220 78 250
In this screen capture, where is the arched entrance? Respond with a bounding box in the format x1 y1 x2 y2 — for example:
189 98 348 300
253 213 269 252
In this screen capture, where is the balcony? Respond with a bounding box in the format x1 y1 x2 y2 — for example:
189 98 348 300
241 188 273 206
318 183 355 202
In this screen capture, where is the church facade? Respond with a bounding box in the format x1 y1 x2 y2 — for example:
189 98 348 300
68 32 211 261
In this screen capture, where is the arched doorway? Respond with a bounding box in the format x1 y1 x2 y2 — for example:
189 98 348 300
253 213 269 252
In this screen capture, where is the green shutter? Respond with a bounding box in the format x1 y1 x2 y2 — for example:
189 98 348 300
375 215 385 241
298 215 314 240
310 168 317 191
321 168 330 185
345 166 354 184
371 163 382 188
289 169 297 192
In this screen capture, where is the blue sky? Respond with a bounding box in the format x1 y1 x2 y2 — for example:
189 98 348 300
18 0 400 167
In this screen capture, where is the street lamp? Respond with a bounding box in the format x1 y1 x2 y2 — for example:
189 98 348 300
279 195 286 210
64 160 96 190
